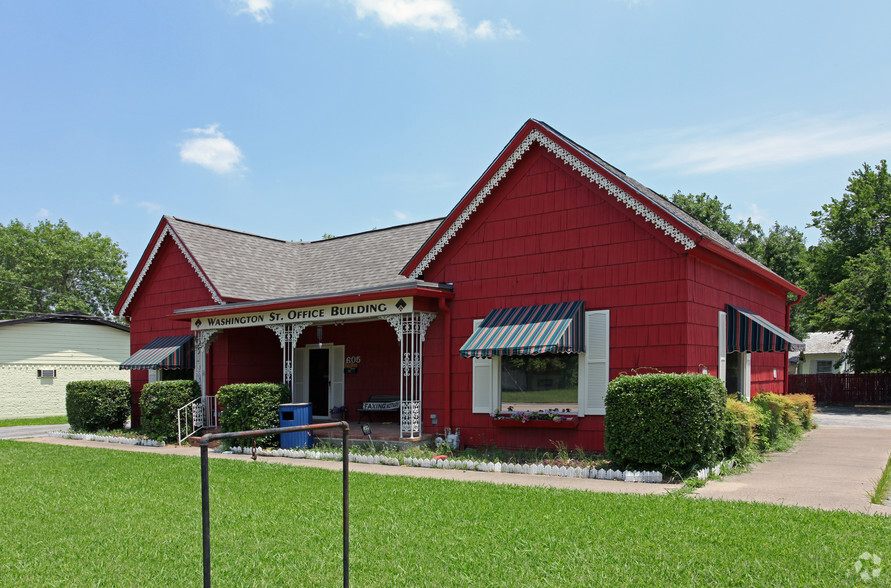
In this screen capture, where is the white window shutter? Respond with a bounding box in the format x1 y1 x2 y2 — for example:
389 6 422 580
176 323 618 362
742 353 752 401
718 310 727 383
293 347 309 403
580 310 609 416
148 369 159 384
471 319 496 414
330 345 345 407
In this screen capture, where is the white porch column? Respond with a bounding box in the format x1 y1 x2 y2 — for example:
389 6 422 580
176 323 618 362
267 323 311 398
386 312 436 438
194 329 219 397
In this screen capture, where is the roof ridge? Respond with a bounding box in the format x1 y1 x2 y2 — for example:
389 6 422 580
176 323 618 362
166 216 291 244
308 217 445 243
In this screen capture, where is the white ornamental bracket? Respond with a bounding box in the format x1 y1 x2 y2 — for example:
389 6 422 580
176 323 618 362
385 312 436 438
194 330 219 397
267 323 311 395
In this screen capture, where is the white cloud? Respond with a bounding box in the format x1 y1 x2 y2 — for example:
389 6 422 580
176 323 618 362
740 202 768 224
112 194 122 205
351 0 520 40
234 0 272 23
644 115 891 174
137 201 162 214
35 208 49 219
180 124 246 174
393 210 409 221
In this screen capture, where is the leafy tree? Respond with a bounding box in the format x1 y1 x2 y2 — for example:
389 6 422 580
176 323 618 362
0 219 128 320
670 192 765 258
761 222 807 286
807 160 891 371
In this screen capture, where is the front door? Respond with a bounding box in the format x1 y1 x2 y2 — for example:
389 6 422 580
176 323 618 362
309 348 330 417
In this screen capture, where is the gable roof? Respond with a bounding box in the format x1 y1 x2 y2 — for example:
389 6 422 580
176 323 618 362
402 119 804 295
802 331 852 355
0 310 129 332
116 216 443 317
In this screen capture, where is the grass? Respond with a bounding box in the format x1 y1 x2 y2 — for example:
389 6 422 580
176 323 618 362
0 415 67 427
1 441 889 586
870 452 891 506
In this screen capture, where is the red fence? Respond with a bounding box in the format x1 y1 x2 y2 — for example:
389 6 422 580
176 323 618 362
788 374 891 405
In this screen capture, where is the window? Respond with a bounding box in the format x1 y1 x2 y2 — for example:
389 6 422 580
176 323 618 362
815 360 833 374
471 310 609 417
500 354 579 411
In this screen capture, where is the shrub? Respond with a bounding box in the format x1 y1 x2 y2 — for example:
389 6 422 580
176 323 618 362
217 383 290 447
752 391 810 450
66 380 130 432
723 397 769 459
786 393 816 429
605 373 726 473
139 380 201 441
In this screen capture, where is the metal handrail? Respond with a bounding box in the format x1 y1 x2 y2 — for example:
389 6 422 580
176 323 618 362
177 397 203 444
198 422 350 588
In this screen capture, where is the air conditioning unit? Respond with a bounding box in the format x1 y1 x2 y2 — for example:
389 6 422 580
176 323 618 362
37 369 57 378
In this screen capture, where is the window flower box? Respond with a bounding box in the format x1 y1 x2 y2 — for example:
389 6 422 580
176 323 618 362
492 409 579 428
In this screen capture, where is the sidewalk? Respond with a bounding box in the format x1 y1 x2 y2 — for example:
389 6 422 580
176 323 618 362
20 436 682 496
693 426 891 515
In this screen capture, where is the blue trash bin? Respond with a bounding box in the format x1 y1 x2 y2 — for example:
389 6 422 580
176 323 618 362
279 403 313 449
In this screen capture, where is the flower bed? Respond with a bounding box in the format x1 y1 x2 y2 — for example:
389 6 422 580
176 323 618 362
223 446 665 483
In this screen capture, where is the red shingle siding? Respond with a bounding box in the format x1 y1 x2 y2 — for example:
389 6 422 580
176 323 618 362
421 145 791 450
125 237 219 423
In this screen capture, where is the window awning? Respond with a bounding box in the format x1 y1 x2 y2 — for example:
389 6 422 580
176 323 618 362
727 305 804 353
460 301 584 358
120 335 194 370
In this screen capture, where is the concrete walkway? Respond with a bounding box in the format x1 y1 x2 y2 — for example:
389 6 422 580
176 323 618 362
19 436 683 496
0 423 69 439
693 425 891 515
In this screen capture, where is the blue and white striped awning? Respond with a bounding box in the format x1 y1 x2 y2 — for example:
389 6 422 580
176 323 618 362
120 335 194 370
459 301 585 358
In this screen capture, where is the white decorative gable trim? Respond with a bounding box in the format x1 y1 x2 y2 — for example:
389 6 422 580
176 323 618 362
119 225 224 316
408 128 697 279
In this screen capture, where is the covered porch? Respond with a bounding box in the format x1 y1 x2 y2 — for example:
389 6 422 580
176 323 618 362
174 285 452 440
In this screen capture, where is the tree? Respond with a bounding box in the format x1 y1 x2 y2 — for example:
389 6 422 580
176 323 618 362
670 192 765 258
0 219 128 320
807 160 891 371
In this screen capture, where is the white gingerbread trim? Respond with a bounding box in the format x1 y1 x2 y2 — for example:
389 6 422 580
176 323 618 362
119 225 224 316
408 128 696 279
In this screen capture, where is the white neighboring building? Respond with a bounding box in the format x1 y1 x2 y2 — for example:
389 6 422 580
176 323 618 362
0 311 130 419
790 331 852 375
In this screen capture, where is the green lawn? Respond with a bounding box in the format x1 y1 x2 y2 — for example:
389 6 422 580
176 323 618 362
0 441 888 587
0 415 67 427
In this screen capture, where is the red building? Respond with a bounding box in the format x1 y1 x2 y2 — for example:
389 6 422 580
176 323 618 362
116 120 804 450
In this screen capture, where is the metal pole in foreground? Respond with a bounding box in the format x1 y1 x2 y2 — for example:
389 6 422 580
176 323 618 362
199 421 350 588
200 444 211 588
342 422 350 588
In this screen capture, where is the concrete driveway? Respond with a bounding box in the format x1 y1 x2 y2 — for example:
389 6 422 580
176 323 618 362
0 423 69 439
694 406 891 515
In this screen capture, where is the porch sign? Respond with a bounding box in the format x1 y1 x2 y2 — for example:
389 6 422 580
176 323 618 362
190 297 414 331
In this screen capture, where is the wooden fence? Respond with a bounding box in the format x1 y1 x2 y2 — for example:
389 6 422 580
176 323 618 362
788 374 891 405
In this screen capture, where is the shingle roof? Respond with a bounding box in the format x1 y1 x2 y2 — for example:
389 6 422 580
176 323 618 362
802 331 852 355
0 310 129 332
166 216 443 302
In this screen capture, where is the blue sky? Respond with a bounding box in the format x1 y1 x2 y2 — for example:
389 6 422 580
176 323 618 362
2 1 890 272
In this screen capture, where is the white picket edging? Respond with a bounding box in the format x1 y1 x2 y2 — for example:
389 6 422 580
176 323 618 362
224 446 665 483
48 431 165 447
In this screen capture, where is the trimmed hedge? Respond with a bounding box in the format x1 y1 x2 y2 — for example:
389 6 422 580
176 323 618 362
139 380 201 441
217 383 290 447
65 380 131 432
752 392 815 448
605 373 726 473
723 397 769 458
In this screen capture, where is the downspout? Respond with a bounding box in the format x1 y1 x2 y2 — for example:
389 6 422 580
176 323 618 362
438 297 451 429
784 293 803 394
